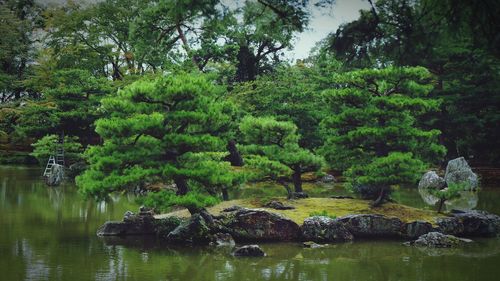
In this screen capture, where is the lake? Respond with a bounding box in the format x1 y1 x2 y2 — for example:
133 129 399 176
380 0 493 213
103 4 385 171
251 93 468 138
1 165 499 281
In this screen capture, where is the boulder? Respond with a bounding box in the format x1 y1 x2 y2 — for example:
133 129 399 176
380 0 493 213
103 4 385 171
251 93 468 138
264 200 295 210
233 245 266 257
221 205 244 213
404 221 434 239
444 157 478 189
223 208 300 241
418 171 445 205
291 192 309 199
437 210 500 237
166 213 212 244
337 214 404 238
301 216 354 242
406 232 473 248
320 174 336 183
46 164 64 186
97 210 157 236
211 233 235 247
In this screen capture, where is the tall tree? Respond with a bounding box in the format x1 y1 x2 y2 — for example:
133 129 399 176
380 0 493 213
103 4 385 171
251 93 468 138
319 66 445 206
240 116 324 197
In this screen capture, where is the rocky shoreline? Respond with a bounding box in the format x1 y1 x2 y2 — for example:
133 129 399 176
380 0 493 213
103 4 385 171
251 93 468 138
97 206 500 255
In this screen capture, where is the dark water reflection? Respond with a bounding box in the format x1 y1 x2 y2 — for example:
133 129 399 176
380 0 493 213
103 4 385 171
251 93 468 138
1 165 500 281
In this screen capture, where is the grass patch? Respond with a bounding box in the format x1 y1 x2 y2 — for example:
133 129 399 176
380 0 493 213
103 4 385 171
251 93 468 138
156 197 445 225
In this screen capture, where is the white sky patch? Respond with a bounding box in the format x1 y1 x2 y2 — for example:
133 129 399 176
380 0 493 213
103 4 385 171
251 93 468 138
285 0 370 61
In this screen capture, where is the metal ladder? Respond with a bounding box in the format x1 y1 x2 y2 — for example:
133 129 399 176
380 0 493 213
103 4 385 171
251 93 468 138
56 133 65 166
42 133 65 177
43 155 56 177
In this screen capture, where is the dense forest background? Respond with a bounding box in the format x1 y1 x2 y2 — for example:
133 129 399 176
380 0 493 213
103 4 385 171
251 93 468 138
0 0 499 207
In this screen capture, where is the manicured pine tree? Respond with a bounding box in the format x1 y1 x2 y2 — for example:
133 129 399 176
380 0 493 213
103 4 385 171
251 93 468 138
239 116 324 197
76 73 242 214
320 66 446 206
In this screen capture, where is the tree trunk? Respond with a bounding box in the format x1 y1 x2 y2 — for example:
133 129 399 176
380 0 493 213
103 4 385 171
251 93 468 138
278 178 293 199
437 198 446 213
174 177 189 195
222 188 229 201
236 45 258 82
292 166 303 193
371 186 388 207
226 139 244 166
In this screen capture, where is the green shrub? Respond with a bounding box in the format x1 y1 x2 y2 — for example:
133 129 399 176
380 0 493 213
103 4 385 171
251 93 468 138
138 190 220 214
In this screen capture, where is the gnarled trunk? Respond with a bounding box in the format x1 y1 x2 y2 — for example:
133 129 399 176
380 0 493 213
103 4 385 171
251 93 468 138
292 165 302 193
371 186 388 207
174 177 189 195
226 140 244 166
222 188 229 201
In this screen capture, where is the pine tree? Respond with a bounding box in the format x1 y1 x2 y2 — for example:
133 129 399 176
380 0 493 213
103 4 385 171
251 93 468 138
320 66 446 206
76 73 241 214
239 116 324 198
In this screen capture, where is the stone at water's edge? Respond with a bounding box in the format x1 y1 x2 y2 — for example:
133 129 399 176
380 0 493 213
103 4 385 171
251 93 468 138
437 210 500 237
405 232 473 248
301 216 354 242
445 157 478 189
46 164 64 186
97 210 180 236
233 245 266 257
337 214 404 238
166 213 212 244
211 233 235 247
418 171 445 205
405 221 435 239
223 208 300 241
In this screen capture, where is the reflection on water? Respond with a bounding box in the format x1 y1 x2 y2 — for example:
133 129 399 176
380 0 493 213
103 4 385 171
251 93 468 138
1 165 500 281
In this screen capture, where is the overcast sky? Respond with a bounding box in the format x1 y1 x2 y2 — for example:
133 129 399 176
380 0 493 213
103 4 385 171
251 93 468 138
287 0 370 60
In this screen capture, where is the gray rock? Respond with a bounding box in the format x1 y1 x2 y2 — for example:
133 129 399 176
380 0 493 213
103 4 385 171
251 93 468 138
437 210 500 237
406 232 473 248
418 171 445 205
405 221 434 239
233 245 266 257
46 164 64 186
223 208 300 241
291 192 309 199
221 205 244 212
166 213 212 244
211 233 235 247
320 174 336 183
123 211 135 222
264 200 295 210
337 214 404 238
301 216 354 242
303 241 327 248
444 157 478 189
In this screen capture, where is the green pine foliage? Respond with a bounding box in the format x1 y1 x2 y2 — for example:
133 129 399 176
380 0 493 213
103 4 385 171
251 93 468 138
30 134 83 165
76 73 241 212
320 67 446 204
138 190 220 214
239 116 324 194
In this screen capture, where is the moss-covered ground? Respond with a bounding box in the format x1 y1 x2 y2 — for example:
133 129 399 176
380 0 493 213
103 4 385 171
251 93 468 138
156 197 445 226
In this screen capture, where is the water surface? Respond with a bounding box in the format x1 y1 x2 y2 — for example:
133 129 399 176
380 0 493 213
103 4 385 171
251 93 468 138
1 165 499 281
